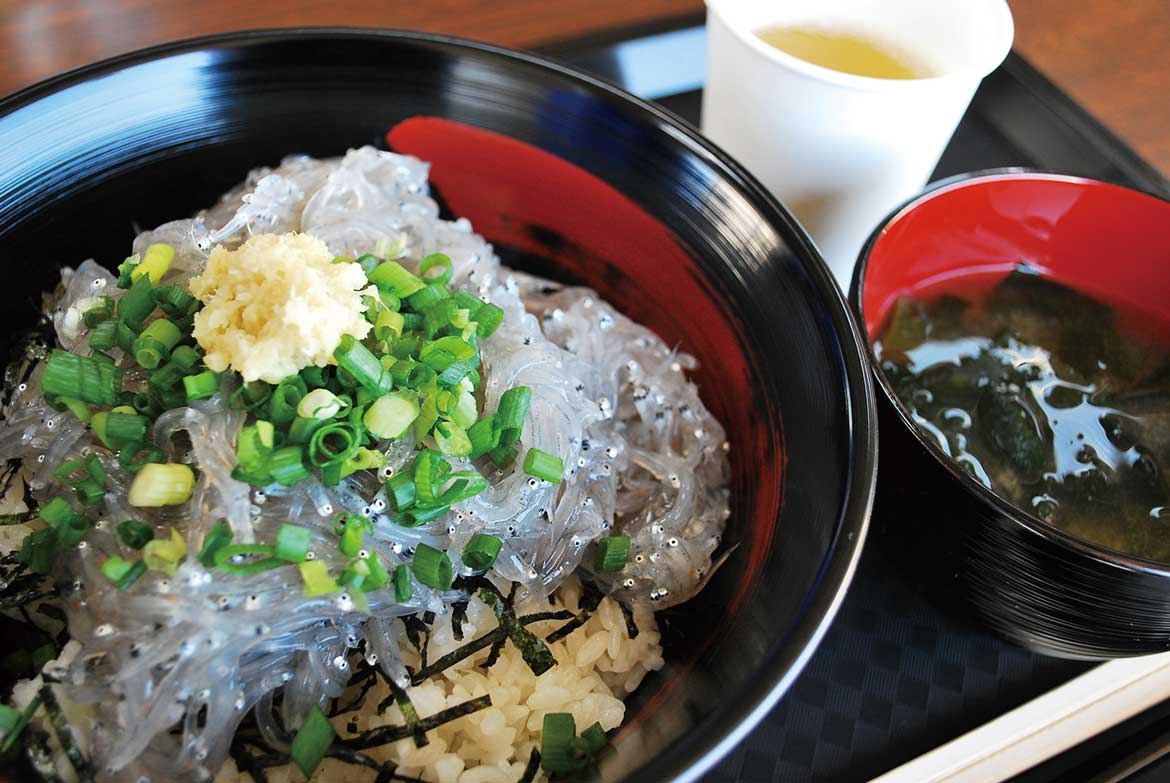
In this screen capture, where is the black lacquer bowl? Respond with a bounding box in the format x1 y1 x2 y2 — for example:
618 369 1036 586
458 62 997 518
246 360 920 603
0 29 876 781
852 170 1170 660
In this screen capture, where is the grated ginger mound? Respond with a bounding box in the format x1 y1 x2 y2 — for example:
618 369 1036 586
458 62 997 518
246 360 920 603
189 232 375 383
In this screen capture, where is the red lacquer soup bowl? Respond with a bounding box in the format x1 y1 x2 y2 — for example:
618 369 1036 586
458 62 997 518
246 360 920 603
851 170 1170 660
0 29 876 781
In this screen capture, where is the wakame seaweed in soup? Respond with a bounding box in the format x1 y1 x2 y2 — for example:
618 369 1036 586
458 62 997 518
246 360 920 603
877 267 1170 561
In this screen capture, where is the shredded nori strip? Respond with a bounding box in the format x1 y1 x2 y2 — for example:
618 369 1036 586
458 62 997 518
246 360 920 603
343 694 492 750
451 601 468 642
519 748 542 783
330 663 379 716
227 740 271 783
376 675 429 748
545 581 605 644
325 744 382 770
401 615 431 672
38 685 94 783
619 601 640 640
482 635 507 670
480 590 556 675
412 626 506 685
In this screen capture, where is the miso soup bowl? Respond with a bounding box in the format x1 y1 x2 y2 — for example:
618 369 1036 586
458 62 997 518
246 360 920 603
850 170 1170 660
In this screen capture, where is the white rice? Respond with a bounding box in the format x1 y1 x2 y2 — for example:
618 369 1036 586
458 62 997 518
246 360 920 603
214 580 663 783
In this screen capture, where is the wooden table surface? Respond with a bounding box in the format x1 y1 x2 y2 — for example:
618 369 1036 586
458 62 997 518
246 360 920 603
0 0 1167 173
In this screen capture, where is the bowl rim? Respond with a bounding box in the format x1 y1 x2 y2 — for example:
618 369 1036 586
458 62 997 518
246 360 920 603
0 27 879 783
850 166 1170 579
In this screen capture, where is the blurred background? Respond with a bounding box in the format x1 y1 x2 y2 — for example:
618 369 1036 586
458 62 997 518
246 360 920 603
0 0 1167 172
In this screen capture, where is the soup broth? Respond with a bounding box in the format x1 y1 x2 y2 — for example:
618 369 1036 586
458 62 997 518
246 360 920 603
877 267 1170 560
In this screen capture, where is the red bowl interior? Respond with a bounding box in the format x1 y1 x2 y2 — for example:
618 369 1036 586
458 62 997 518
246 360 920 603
861 173 1170 337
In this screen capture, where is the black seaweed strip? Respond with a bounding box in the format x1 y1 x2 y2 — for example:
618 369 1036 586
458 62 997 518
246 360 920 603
343 695 492 750
452 602 468 642
38 685 93 783
619 601 639 640
519 748 542 783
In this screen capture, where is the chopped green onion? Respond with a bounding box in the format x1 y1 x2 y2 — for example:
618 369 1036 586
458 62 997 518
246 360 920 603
105 411 149 443
422 298 457 338
117 520 154 550
523 448 563 483
308 423 361 468
300 365 329 389
299 560 341 597
353 253 380 276
406 283 449 312
198 521 233 566
452 290 484 317
297 388 342 420
363 550 390 590
393 564 413 602
143 528 187 574
169 344 201 373
337 514 368 557
42 349 122 406
133 318 182 368
495 386 531 446
213 543 283 574
229 380 272 411
116 253 140 288
343 447 385 474
57 396 92 424
419 336 475 372
593 536 630 573
275 524 313 562
288 415 329 445
153 284 198 317
579 722 609 754
373 309 405 342
117 275 156 330
236 421 275 475
419 252 453 286
387 472 417 512
389 359 434 389
131 243 174 285
148 361 185 391
394 504 450 527
488 444 518 469
88 319 118 351
101 555 146 590
541 713 577 774
412 543 453 590
368 260 425 298
20 528 57 574
290 704 336 778
183 370 219 401
268 446 310 486
437 358 476 387
130 392 160 418
462 533 502 571
340 559 371 592
363 391 420 440
39 497 77 528
128 463 195 507
268 377 308 425
114 321 137 353
474 303 505 338
434 421 472 457
333 334 391 395
75 479 106 506
81 296 115 327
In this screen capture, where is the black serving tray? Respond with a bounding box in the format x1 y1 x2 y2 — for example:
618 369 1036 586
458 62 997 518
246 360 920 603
540 17 1170 783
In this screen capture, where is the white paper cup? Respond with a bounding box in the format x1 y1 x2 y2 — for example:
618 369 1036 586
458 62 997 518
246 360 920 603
702 0 1014 286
